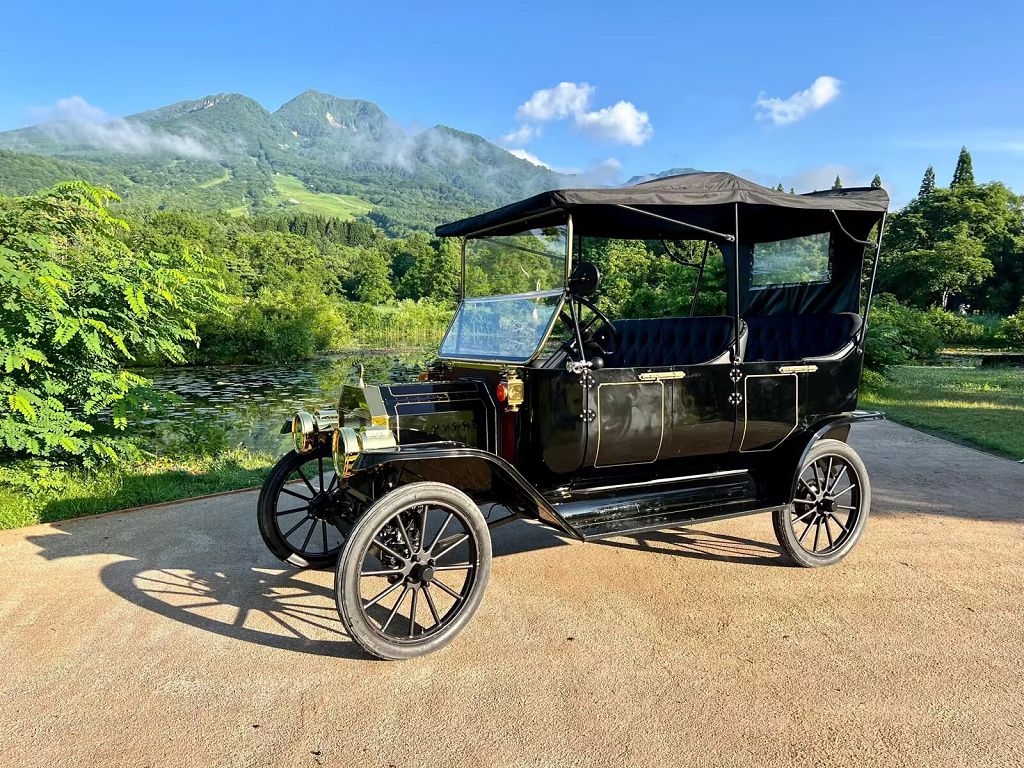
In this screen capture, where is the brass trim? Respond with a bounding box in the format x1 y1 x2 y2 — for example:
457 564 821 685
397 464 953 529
778 364 818 374
594 380 665 468
638 370 687 381
739 373 799 453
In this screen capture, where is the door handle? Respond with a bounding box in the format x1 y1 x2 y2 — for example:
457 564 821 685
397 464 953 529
638 371 687 381
777 364 818 374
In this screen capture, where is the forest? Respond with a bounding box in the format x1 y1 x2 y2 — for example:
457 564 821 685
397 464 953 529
1 147 1022 524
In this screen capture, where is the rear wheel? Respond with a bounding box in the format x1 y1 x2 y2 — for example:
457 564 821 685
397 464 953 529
336 481 491 660
773 439 870 567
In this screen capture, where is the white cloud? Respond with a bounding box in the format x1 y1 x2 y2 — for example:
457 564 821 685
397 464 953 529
31 95 216 159
502 81 654 147
754 76 842 126
500 124 539 145
574 101 652 146
516 82 595 122
506 148 551 169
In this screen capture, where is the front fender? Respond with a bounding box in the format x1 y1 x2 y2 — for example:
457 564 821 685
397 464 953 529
353 443 582 540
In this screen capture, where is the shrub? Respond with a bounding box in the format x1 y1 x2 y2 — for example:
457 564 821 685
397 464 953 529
922 307 988 346
996 309 1024 348
195 289 353 364
859 368 886 392
865 294 941 370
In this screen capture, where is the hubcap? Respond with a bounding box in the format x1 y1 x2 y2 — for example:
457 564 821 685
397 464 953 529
358 503 479 641
791 454 861 555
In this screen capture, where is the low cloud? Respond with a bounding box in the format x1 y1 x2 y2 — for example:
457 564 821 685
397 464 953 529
574 101 652 146
570 158 624 187
779 164 857 192
501 81 653 147
32 96 216 159
754 76 841 126
500 124 539 145
506 148 551 169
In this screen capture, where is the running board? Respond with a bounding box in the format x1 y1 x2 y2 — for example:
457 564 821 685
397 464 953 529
547 471 772 541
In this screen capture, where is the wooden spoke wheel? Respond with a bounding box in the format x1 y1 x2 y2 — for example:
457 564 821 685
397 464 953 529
773 439 871 567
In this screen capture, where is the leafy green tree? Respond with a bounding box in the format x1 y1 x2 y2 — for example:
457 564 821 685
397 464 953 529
0 183 223 463
882 182 1024 312
883 223 992 308
919 166 936 197
871 174 882 189
832 176 843 190
951 146 975 189
774 183 785 192
347 245 395 304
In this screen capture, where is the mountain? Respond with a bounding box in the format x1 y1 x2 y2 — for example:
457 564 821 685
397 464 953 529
625 167 700 185
0 89 567 232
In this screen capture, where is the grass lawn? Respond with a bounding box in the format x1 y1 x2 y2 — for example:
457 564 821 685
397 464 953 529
0 449 276 530
861 365 1024 460
271 174 373 219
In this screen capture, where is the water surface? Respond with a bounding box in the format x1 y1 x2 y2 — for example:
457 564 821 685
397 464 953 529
138 350 434 456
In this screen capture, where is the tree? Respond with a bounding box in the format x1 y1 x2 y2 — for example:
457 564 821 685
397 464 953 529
881 183 1024 311
774 183 785 192
951 146 975 189
871 174 883 189
0 183 223 462
883 223 993 308
919 166 936 197
832 176 843 190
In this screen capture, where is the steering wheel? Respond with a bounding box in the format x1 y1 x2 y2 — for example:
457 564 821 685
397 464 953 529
559 295 619 360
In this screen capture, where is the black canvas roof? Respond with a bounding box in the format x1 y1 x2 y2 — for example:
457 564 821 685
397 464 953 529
435 171 889 239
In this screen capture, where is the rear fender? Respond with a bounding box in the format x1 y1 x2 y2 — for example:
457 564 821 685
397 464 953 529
787 411 884 502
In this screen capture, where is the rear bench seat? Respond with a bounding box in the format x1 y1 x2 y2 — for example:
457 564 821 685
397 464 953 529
596 316 737 368
743 313 862 363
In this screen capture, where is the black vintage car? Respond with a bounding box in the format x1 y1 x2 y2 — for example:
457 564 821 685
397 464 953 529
257 172 889 659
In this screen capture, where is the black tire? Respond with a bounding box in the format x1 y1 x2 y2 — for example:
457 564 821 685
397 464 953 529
773 439 871 568
336 481 491 660
257 445 346 569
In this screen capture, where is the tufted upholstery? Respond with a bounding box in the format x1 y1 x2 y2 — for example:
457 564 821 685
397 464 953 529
597 316 736 368
744 313 862 362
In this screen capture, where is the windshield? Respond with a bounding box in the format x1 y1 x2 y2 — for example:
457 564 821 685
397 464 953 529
438 290 563 364
464 225 568 297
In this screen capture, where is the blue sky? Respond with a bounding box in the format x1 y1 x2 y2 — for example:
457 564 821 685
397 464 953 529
2 0 1022 206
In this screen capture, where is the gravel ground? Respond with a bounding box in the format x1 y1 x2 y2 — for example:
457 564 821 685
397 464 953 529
0 420 1022 768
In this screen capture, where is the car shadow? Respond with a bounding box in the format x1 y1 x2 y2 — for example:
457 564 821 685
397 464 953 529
595 526 788 567
24 512 572 661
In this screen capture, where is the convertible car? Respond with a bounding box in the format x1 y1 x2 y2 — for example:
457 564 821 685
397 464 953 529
256 172 889 659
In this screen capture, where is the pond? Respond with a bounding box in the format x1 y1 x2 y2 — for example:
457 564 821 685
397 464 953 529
136 350 436 457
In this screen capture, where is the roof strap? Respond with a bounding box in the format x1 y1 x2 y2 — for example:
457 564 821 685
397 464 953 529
616 205 735 242
831 210 875 247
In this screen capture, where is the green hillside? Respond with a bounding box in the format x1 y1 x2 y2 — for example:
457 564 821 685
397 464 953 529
271 173 372 219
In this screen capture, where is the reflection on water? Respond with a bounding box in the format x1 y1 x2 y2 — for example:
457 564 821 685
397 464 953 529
137 350 434 456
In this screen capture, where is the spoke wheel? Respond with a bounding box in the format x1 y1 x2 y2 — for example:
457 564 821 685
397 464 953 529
773 439 871 568
257 445 352 569
336 482 491 660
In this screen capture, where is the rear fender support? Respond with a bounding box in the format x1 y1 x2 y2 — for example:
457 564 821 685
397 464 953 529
353 445 583 540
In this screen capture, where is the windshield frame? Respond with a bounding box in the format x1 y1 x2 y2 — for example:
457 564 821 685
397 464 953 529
459 211 573 301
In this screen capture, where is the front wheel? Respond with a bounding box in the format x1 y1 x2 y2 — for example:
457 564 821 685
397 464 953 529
336 481 491 660
257 445 349 569
773 439 871 567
